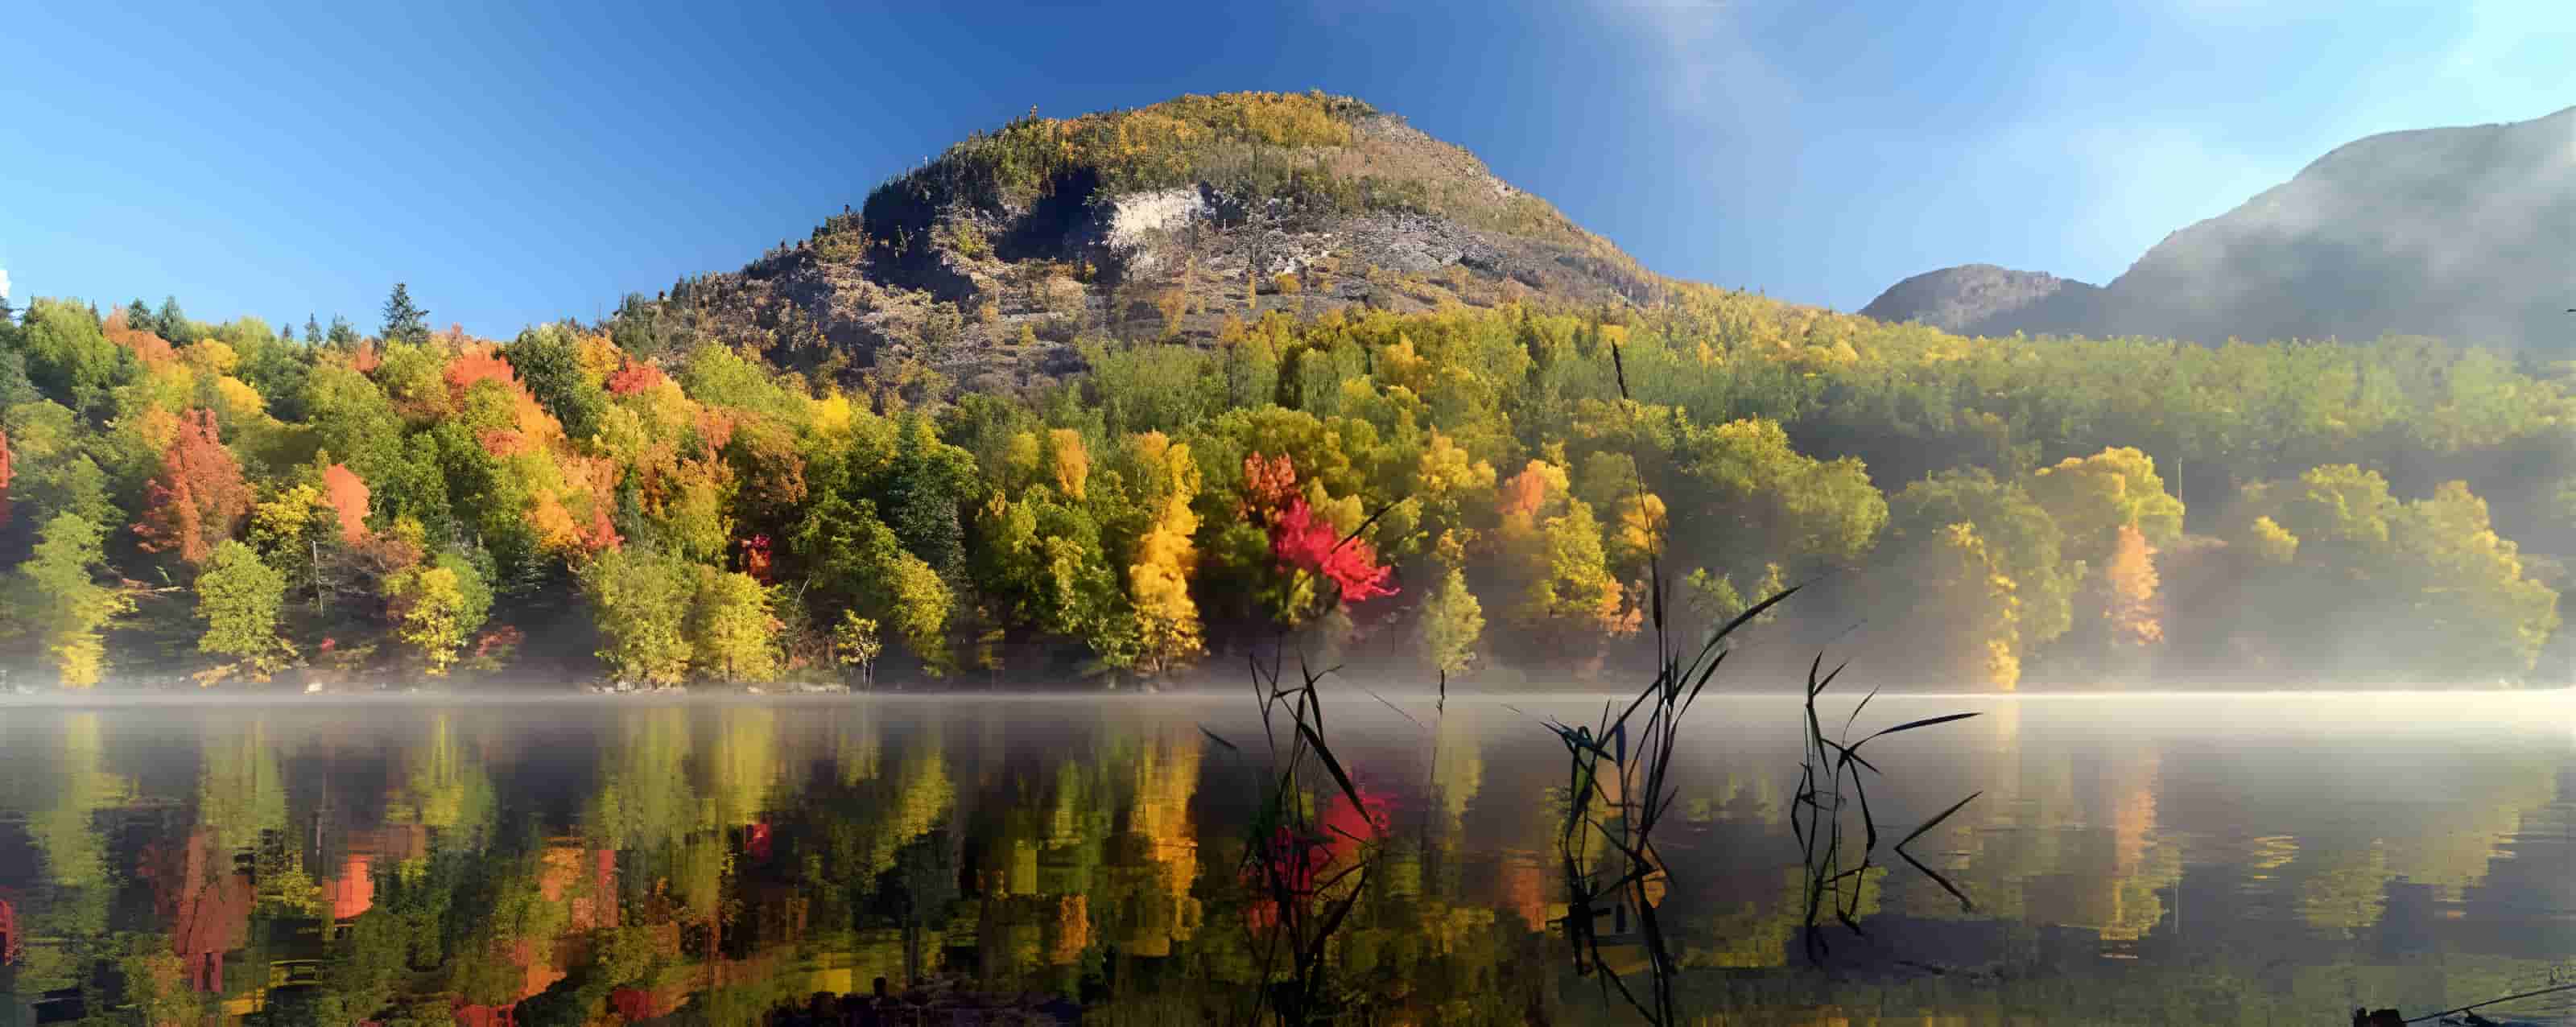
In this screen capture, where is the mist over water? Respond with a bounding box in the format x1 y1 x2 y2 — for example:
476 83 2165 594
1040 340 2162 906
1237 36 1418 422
2 691 2568 1024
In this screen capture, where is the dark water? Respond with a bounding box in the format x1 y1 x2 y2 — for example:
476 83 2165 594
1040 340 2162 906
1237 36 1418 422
0 692 2570 1025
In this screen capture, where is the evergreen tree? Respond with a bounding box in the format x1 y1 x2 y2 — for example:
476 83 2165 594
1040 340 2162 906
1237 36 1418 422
381 283 429 344
327 315 357 347
155 295 188 342
126 299 154 331
305 314 325 347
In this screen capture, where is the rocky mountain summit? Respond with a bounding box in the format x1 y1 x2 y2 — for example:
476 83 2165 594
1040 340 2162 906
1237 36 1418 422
613 93 1660 394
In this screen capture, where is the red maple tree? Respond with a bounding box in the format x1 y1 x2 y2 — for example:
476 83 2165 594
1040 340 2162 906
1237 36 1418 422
1269 498 1397 604
1238 452 1396 606
134 410 253 564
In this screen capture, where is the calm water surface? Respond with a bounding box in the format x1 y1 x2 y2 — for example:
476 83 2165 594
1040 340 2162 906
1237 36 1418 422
1 691 2570 1025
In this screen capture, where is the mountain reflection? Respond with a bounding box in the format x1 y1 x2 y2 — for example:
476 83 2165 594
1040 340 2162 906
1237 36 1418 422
0 695 2568 1025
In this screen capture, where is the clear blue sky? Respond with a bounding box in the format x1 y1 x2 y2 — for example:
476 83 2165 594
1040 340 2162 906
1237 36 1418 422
4 0 2569 337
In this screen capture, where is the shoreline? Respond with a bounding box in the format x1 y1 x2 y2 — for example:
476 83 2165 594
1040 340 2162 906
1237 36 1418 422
2 684 2569 708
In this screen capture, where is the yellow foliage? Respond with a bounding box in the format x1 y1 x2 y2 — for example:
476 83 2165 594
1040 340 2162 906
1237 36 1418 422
2104 523 2163 645
1047 428 1089 501
184 340 240 374
213 375 266 422
2248 515 2301 564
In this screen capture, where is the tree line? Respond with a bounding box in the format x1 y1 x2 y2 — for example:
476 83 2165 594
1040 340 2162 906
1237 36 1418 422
0 281 2563 690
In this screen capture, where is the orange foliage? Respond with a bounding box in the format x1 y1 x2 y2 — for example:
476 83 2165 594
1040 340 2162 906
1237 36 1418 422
133 410 253 564
0 427 12 530
444 344 518 402
606 360 667 396
321 464 370 542
477 427 530 459
105 310 179 367
351 340 382 373
1241 452 1298 514
574 456 623 551
696 407 738 456
1497 462 1553 518
2106 523 2163 645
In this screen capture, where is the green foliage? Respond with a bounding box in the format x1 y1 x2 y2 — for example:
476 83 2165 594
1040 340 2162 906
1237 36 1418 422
382 283 431 344
580 546 697 686
506 323 610 440
9 513 133 687
10 276 2576 688
1418 566 1484 675
18 298 130 412
383 551 492 676
689 567 780 682
195 538 291 677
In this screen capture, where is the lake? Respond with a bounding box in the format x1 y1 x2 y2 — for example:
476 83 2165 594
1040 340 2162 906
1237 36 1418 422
1 691 2570 1025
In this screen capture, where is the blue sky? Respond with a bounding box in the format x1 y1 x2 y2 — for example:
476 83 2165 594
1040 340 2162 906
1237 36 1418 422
3 0 2569 337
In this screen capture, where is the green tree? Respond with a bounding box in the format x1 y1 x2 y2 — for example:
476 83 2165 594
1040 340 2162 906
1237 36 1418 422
580 546 696 686
1892 468 2075 647
504 323 609 440
832 611 883 688
195 539 291 678
381 283 431 344
155 295 192 343
18 299 129 411
10 514 133 687
690 567 779 682
1418 566 1484 676
382 552 491 676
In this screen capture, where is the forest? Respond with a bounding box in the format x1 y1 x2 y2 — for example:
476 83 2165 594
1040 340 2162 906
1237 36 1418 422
0 278 2566 691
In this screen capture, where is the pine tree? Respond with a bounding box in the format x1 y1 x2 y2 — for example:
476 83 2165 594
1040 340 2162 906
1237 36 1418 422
381 283 429 344
126 299 154 332
328 316 358 347
305 315 325 348
155 295 188 343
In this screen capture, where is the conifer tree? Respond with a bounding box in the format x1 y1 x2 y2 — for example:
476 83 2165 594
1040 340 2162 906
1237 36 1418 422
381 283 429 344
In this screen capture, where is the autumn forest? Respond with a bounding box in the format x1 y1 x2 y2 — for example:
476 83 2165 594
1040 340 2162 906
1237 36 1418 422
0 270 2567 692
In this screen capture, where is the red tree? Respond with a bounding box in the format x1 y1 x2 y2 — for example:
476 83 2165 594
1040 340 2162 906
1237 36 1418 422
134 410 253 564
606 360 667 396
0 427 14 530
1270 499 1396 604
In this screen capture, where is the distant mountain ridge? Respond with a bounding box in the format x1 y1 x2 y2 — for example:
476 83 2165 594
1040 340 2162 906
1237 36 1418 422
1862 105 2576 350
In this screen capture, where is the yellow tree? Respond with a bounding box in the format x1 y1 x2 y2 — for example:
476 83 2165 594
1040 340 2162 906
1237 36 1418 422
2102 523 2162 646
383 555 492 677
1124 432 1203 677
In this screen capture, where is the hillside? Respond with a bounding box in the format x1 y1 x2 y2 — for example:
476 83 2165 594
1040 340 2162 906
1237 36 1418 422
613 92 1661 392
1862 105 2576 349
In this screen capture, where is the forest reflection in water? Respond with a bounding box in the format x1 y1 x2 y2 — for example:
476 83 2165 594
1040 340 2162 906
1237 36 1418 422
0 692 2570 1025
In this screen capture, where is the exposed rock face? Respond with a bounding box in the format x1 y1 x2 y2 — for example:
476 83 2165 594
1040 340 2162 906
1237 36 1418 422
1865 105 2576 350
640 93 1666 395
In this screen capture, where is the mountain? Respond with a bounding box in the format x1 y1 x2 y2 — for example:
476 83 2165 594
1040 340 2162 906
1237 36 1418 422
1856 264 2101 335
617 92 1660 392
1861 105 2576 349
